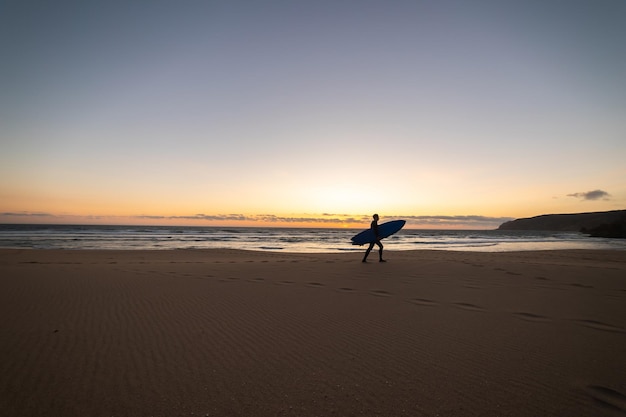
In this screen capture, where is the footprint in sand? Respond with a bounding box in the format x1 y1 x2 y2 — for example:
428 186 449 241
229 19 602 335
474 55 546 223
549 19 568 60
569 283 594 289
586 385 626 413
369 289 391 297
463 284 482 290
463 261 484 268
307 282 324 288
276 280 295 285
512 312 551 323
408 298 437 307
573 319 625 334
452 302 484 312
338 287 355 292
494 267 522 276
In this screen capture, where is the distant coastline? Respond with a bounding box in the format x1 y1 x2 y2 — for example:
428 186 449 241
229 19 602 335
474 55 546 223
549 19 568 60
498 209 626 238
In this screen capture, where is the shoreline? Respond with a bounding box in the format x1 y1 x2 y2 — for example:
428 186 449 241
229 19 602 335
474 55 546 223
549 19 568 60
2 248 625 416
3 224 625 253
1 247 626 267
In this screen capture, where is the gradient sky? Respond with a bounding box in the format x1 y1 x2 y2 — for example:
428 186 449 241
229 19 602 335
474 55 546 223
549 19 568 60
1 0 625 229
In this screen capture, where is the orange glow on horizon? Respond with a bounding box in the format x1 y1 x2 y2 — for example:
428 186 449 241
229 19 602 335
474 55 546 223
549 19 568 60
0 211 513 230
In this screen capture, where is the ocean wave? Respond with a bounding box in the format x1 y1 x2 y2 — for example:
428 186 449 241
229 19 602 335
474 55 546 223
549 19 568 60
1 225 625 253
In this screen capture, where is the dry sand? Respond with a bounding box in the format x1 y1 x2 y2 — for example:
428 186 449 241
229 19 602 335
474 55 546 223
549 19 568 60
1 249 625 416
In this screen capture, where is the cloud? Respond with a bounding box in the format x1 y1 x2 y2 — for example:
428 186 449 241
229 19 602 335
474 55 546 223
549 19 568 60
0 212 54 217
399 215 514 227
1 211 513 228
567 189 611 201
136 213 512 227
146 213 369 224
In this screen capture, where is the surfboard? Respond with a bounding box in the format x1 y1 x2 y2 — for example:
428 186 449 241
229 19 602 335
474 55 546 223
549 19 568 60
351 220 406 245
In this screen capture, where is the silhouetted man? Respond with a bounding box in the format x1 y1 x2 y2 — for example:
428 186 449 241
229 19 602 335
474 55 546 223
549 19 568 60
362 213 386 263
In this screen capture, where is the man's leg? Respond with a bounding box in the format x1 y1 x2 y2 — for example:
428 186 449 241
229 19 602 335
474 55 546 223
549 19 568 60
363 242 375 262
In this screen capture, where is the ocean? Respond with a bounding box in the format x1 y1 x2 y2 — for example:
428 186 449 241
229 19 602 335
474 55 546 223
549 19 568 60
1 224 625 253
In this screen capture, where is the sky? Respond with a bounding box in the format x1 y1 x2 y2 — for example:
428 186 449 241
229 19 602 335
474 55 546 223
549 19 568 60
1 0 625 229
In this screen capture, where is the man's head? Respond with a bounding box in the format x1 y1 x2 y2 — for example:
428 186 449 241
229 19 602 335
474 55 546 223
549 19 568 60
373 213 379 221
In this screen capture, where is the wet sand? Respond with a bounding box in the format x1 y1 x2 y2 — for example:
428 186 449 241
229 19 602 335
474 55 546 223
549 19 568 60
1 249 625 416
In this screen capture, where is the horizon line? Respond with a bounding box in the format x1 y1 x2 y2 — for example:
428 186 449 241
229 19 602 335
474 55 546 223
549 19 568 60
0 211 515 229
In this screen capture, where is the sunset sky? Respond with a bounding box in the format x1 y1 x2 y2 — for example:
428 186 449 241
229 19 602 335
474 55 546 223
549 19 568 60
1 1 625 229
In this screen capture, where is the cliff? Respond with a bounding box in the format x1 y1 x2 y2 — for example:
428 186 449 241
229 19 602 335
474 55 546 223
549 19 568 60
498 210 626 238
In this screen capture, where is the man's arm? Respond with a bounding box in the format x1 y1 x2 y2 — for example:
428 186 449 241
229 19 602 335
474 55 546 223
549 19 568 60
372 221 380 240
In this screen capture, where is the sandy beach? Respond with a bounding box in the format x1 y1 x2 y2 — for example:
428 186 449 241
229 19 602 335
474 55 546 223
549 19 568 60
1 249 625 416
